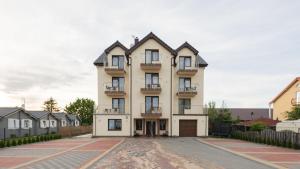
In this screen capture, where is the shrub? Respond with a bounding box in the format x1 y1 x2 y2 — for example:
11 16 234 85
10 134 16 138
0 140 4 148
11 139 17 146
6 140 11 147
249 122 266 132
18 139 22 145
23 137 28 144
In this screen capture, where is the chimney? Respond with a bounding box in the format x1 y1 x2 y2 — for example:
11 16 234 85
134 37 139 44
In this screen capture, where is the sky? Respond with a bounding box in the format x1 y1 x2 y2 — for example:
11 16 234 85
0 0 299 110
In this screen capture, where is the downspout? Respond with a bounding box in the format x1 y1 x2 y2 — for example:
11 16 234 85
170 57 173 136
129 57 132 136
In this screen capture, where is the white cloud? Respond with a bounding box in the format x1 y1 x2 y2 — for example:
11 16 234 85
0 0 299 109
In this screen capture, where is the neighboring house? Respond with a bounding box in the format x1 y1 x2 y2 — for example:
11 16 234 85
66 114 80 127
27 111 58 135
270 77 300 121
217 108 271 121
51 112 69 128
0 107 35 139
276 120 300 133
93 32 208 137
233 118 280 132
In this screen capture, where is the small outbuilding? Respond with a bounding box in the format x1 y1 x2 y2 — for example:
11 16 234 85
276 120 300 133
27 111 58 135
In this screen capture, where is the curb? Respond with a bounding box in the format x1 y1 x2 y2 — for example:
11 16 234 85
79 138 125 169
197 139 287 169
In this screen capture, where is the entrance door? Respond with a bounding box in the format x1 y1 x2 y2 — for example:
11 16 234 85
146 121 156 136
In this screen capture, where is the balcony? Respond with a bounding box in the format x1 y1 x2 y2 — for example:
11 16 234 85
105 85 126 97
140 61 161 71
103 108 125 114
141 107 162 118
177 86 197 97
104 66 126 76
176 67 198 76
141 84 161 94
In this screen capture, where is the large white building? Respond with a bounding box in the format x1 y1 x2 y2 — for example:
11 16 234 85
93 32 208 137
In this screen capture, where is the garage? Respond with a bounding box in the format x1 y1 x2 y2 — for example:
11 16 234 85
179 120 197 137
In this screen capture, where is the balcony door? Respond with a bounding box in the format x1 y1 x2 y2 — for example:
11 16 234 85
145 50 159 64
112 55 124 69
112 98 125 114
179 99 191 114
112 77 124 91
179 56 191 70
145 73 159 88
145 96 159 113
179 78 191 91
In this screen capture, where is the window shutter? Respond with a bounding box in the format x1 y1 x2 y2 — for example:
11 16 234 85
8 119 14 129
28 120 33 128
15 119 20 129
21 119 25 129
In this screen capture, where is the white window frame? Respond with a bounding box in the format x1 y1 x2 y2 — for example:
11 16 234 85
40 120 49 128
50 120 57 128
8 119 19 129
21 119 32 129
75 120 79 127
61 120 67 127
297 92 300 104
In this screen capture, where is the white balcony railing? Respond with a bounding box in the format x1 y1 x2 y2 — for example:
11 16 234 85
177 105 205 115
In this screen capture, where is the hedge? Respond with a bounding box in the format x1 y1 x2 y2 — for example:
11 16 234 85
0 133 61 148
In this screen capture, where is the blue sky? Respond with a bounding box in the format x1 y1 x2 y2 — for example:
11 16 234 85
0 0 299 110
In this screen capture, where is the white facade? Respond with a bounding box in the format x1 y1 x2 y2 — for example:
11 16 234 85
276 120 300 133
93 33 208 137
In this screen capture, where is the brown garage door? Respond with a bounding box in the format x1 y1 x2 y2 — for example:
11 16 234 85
179 120 197 137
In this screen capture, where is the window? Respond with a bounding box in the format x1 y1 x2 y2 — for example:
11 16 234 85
179 78 191 91
145 96 159 113
179 99 191 114
112 77 125 91
145 73 159 88
297 92 300 103
112 55 124 69
50 120 57 128
108 119 122 130
145 50 159 64
8 119 19 129
179 56 191 69
21 119 32 129
112 98 125 113
61 120 66 127
136 119 143 130
160 119 166 130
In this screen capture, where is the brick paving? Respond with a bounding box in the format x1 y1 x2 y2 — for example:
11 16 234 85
202 138 300 169
0 137 122 169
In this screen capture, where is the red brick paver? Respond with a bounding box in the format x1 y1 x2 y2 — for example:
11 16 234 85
202 138 300 169
0 157 35 168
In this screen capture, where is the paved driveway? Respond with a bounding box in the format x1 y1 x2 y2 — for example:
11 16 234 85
0 137 122 169
89 138 274 169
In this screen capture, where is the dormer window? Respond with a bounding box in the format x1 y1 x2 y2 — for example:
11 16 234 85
179 56 191 70
145 50 159 64
112 55 124 69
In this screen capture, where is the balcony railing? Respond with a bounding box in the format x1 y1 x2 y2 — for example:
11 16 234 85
140 55 161 71
103 108 125 114
105 84 126 96
104 65 126 76
177 105 205 115
176 67 198 76
177 86 197 97
140 103 162 118
141 84 161 94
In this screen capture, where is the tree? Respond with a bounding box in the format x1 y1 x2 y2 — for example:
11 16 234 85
64 98 95 125
207 101 218 123
286 106 300 120
43 97 60 112
250 122 266 131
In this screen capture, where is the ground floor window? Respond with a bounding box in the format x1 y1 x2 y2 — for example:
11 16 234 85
136 119 143 130
108 119 122 130
160 119 166 130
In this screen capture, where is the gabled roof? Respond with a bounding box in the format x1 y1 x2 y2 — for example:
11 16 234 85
176 42 198 55
196 54 208 67
93 52 107 66
52 112 67 120
104 41 128 54
27 111 52 119
126 32 177 56
217 108 270 121
270 77 300 104
0 107 22 119
66 114 79 121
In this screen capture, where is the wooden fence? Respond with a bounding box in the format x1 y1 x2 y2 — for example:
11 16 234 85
58 126 92 137
232 129 300 149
